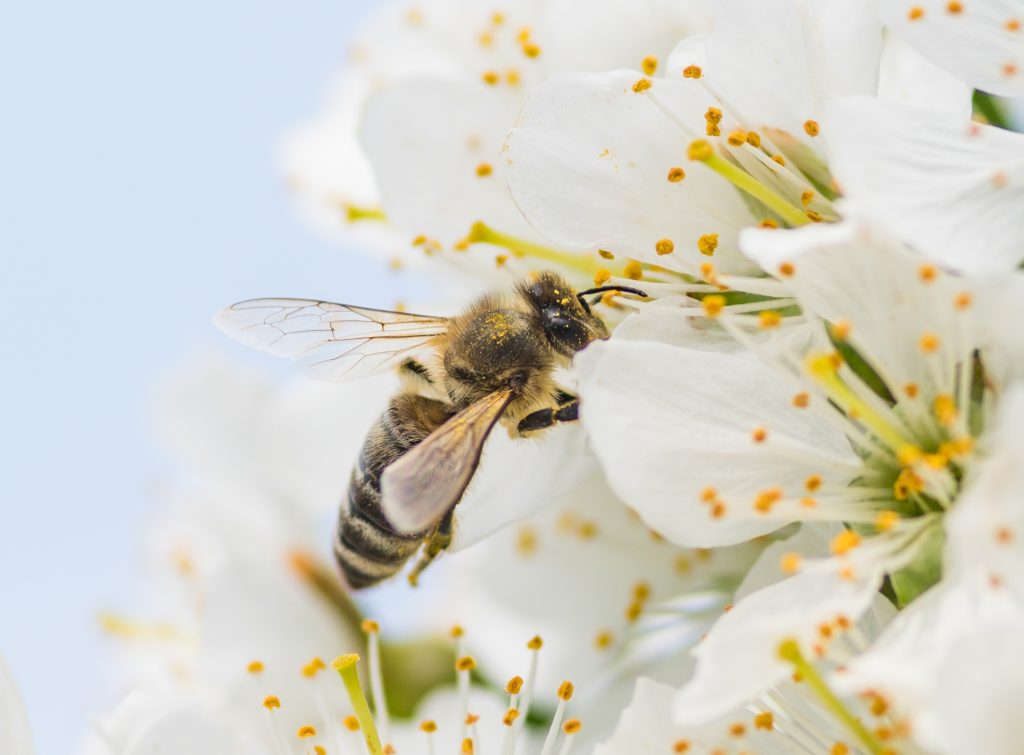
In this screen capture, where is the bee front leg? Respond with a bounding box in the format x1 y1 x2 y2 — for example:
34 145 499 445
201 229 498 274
516 398 580 436
407 507 455 587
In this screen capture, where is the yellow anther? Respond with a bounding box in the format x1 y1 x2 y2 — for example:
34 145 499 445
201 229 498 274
632 77 652 93
558 681 575 700
829 320 851 341
563 719 582 734
801 496 817 508
869 693 890 716
315 747 326 755
495 254 509 268
904 383 920 399
933 394 958 425
793 392 810 408
1007 18 1021 31
894 467 924 500
263 695 281 710
481 70 500 85
450 624 465 638
687 139 713 161
465 713 480 725
897 445 924 465
491 11 505 24
633 581 651 601
667 166 686 182
623 260 643 279
682 65 702 79
505 676 524 694
760 218 779 228
919 333 940 353
918 263 937 282
527 635 544 650
746 131 761 147
506 69 521 86
697 233 719 256
595 630 614 649
700 486 718 502
832 743 850 755
502 708 520 726
455 655 476 672
641 55 658 75
674 741 692 753
522 41 542 58
804 475 822 492
475 162 493 177
771 154 786 166
875 510 900 532
781 552 802 574
947 1 963 13
361 619 380 634
655 238 675 255
754 711 774 730
461 738 474 754
806 210 824 222
411 234 428 246
706 122 721 137
754 487 782 512
729 722 746 737
247 660 264 674
778 261 795 277
801 190 815 206
1003 62 1019 77
343 715 360 731
758 310 782 329
593 268 611 286
996 526 1013 544
598 249 615 259
302 662 318 678
831 530 861 555
954 291 973 310
297 725 317 738
727 130 747 146
420 720 437 733
711 501 726 519
625 600 643 623
803 120 820 137
924 452 949 469
751 427 768 443
908 6 925 19
705 107 723 124
702 294 726 318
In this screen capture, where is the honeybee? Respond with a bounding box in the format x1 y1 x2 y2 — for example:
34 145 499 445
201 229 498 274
215 272 645 588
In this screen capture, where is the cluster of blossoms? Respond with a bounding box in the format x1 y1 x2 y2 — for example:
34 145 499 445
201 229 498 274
4 0 1023 754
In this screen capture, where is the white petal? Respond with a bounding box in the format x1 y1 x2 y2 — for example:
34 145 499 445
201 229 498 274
674 559 885 724
705 0 882 139
877 34 972 117
0 656 33 755
826 97 1024 273
881 0 1024 96
505 70 759 274
733 523 840 599
360 78 533 245
576 337 860 548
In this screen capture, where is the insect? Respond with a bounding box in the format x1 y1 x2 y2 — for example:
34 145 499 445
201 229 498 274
215 272 645 588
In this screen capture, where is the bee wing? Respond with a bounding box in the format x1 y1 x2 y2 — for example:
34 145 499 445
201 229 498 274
214 298 449 382
381 389 515 534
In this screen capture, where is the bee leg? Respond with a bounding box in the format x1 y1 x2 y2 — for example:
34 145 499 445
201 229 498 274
407 507 455 587
554 389 578 406
516 399 580 436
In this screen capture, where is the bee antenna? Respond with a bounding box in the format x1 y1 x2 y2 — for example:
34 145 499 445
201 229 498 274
575 285 649 302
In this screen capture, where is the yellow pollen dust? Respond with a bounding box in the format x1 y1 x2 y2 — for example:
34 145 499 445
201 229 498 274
297 725 317 738
702 294 726 318
803 120 820 137
475 162 493 177
641 55 658 75
751 427 768 443
506 676 524 694
455 655 476 672
263 695 281 710
558 680 575 700
623 260 643 280
919 333 940 353
746 131 762 147
954 291 973 310
793 392 810 408
683 65 702 79
528 635 544 650
727 130 747 146
875 510 900 532
632 77 653 93
831 529 861 555
247 660 264 674
667 166 686 182
754 711 774 730
947 1 963 13
420 719 437 733
482 70 500 85
908 6 925 20
781 552 802 574
759 310 782 329
918 263 938 282
688 139 713 161
698 233 719 256
343 715 360 731
655 238 675 255
563 719 582 734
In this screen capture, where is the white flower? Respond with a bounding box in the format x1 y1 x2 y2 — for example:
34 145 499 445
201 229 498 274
0 655 33 755
880 0 1024 97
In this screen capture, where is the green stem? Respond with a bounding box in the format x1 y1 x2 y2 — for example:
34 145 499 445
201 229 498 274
778 639 885 755
702 153 811 228
333 654 384 755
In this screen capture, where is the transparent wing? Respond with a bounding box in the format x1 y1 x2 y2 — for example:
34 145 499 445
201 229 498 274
214 298 449 382
381 390 514 534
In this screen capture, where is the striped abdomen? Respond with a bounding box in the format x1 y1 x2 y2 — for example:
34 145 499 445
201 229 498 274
334 394 452 589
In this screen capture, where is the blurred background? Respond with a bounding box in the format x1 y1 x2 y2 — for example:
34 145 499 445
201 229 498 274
0 2 429 751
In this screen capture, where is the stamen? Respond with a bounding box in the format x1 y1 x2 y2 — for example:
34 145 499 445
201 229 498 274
262 696 290 755
803 120 820 137
463 221 602 275
344 204 387 223
362 619 390 743
247 660 264 674
632 77 653 93
682 65 702 78
558 720 582 755
667 166 686 182
332 655 384 755
641 55 658 75
623 260 643 280
697 233 719 256
475 162 493 177
778 640 885 754
540 682 575 755
655 238 675 255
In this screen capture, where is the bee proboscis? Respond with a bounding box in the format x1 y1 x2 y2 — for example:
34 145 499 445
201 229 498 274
215 272 645 588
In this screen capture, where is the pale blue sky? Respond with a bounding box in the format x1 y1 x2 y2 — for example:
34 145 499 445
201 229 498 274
0 2 428 751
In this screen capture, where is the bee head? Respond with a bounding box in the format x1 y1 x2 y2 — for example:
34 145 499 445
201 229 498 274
517 272 646 358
